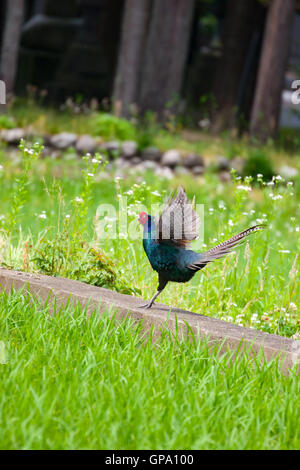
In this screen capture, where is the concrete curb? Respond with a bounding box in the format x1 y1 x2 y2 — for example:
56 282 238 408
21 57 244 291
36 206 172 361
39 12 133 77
0 268 299 373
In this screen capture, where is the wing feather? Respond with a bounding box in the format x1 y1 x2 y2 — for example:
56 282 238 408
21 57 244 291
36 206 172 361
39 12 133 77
155 186 200 248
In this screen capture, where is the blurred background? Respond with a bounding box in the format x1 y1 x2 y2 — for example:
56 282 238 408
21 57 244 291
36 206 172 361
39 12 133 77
0 0 299 143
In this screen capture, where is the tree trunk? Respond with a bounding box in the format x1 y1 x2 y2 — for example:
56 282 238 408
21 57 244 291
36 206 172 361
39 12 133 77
0 0 25 95
113 0 152 118
211 0 264 133
250 0 295 142
139 0 195 119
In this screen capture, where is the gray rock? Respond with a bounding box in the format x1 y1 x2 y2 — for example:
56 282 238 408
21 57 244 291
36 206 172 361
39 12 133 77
2 128 25 144
100 141 120 158
115 157 130 170
143 160 160 171
215 155 230 171
192 165 205 176
49 150 61 160
161 149 181 168
76 135 97 154
50 132 77 150
121 140 138 159
103 141 119 152
219 170 232 183
155 166 174 180
230 156 245 175
131 156 142 165
279 165 298 180
141 146 162 161
175 166 190 176
183 153 204 168
131 163 146 173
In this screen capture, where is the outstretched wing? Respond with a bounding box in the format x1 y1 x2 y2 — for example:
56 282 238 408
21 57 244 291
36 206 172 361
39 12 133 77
188 224 265 271
155 186 200 248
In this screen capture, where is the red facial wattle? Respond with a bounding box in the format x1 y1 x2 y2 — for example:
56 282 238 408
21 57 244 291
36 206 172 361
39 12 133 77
138 212 148 225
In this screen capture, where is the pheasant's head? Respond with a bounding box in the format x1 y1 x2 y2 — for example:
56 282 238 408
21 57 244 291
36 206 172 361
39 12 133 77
138 211 148 225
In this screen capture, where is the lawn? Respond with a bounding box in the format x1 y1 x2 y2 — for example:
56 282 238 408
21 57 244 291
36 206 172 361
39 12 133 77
0 107 299 450
0 291 299 450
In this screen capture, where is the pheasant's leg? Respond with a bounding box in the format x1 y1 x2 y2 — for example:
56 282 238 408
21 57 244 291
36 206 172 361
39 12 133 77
139 290 162 309
139 276 168 309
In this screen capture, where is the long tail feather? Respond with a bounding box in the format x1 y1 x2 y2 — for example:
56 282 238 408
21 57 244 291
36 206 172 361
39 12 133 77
188 224 266 271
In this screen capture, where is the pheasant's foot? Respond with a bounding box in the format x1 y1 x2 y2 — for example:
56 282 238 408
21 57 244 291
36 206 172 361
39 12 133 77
138 301 154 309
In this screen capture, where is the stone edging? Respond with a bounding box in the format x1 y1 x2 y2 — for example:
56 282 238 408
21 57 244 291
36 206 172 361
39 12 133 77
0 267 299 373
0 128 246 181
0 128 298 181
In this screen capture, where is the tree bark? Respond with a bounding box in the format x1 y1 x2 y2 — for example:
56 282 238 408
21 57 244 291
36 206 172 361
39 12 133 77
211 0 264 133
139 0 195 118
250 0 296 142
113 0 152 118
0 0 25 95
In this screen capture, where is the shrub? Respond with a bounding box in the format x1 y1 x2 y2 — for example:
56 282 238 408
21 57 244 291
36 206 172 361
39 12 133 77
32 230 140 295
243 148 274 181
136 111 160 151
0 115 15 129
93 113 137 141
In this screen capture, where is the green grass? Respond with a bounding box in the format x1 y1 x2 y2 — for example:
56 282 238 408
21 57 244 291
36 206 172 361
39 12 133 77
0 105 299 450
0 144 299 338
0 291 299 450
